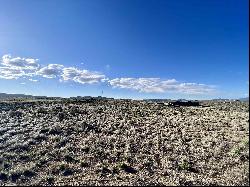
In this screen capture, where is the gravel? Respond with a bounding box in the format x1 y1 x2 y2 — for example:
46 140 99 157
0 99 249 186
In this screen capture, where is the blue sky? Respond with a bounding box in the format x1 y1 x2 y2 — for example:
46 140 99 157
0 0 248 99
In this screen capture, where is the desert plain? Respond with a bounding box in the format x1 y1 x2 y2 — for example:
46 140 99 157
0 99 249 186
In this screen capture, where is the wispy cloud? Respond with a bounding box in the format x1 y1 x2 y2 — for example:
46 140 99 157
0 55 106 85
0 55 39 79
36 64 64 78
28 78 38 82
0 67 26 79
109 78 215 95
105 64 111 71
2 54 39 70
61 67 106 84
0 54 217 95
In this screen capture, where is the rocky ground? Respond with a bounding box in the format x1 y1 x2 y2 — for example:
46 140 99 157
0 99 249 186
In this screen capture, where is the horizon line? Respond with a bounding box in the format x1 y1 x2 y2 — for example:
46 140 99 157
0 92 248 101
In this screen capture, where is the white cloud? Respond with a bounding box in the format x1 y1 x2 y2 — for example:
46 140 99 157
36 64 64 78
36 65 105 84
105 64 111 70
2 54 39 70
0 54 106 85
0 67 23 79
175 82 215 94
61 67 106 84
109 78 215 95
0 54 39 80
28 78 38 82
101 78 109 82
0 54 217 96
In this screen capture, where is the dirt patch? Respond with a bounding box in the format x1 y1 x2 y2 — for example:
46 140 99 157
0 100 249 185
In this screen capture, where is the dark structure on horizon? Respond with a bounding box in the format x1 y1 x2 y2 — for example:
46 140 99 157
168 99 200 107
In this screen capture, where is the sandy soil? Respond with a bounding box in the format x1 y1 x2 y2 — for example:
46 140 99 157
0 99 249 186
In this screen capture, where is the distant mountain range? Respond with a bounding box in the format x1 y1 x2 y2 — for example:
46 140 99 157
0 93 52 100
0 92 249 101
0 93 34 99
0 93 108 101
238 97 249 101
211 97 249 102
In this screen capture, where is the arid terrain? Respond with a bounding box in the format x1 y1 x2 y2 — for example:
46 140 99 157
0 99 249 186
